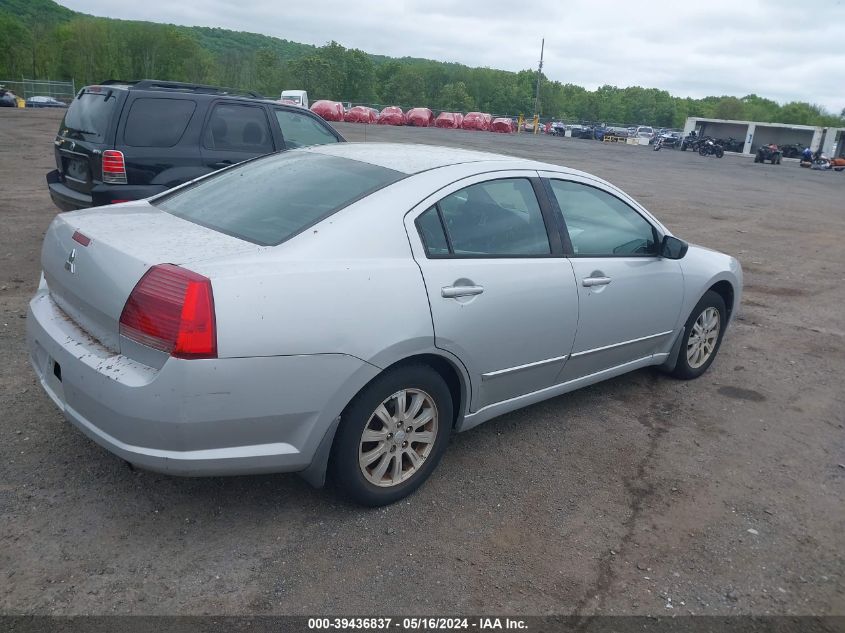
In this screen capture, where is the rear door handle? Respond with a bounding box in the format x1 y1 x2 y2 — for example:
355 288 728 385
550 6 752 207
441 285 484 298
582 276 612 287
211 160 234 169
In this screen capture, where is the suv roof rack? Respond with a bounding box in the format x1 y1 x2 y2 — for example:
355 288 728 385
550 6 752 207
124 79 264 98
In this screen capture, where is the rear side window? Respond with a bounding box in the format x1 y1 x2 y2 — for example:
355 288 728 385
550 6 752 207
124 98 196 147
274 109 339 149
156 152 403 246
416 206 449 256
433 179 551 257
61 91 119 141
202 103 274 153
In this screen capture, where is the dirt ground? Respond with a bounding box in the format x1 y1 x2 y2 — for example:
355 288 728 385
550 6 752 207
0 108 843 616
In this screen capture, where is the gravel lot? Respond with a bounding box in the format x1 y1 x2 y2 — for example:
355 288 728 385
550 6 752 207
1 109 843 616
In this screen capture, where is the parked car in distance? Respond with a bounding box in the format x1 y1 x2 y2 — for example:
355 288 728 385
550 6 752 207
26 96 67 108
636 126 655 140
46 80 344 211
280 89 308 108
0 87 18 107
28 143 742 506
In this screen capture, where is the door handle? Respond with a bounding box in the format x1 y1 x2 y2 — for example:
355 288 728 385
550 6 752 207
441 285 484 298
211 160 234 169
582 276 612 287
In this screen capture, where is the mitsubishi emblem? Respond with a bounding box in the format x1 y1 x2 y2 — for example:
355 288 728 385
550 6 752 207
64 248 76 274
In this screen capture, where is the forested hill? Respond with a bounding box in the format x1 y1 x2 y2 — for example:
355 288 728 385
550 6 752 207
1 0 842 128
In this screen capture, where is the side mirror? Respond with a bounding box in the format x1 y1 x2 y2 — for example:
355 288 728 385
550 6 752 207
660 235 688 260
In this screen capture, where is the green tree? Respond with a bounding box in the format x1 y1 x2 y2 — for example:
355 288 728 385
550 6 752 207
713 96 745 120
436 81 474 111
287 54 341 100
254 47 285 97
380 65 425 106
0 13 31 78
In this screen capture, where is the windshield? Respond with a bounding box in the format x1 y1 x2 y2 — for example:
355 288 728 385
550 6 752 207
155 152 404 246
282 95 302 104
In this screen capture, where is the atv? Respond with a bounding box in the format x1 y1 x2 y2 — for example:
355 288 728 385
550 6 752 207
754 144 782 165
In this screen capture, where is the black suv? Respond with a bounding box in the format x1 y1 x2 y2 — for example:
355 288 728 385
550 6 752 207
47 80 345 211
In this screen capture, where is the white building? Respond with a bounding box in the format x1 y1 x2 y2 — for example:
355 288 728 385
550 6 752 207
682 117 845 157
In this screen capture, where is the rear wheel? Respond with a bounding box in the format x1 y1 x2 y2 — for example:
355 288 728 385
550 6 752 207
715 148 724 158
699 146 707 156
672 291 727 380
330 365 452 506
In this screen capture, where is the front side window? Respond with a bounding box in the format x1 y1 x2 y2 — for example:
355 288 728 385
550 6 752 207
424 178 550 257
548 180 657 256
274 109 338 149
202 103 273 153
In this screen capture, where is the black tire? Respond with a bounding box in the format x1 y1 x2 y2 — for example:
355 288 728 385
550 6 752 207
754 154 761 163
672 290 728 380
698 146 707 156
715 148 724 158
680 143 687 151
329 364 453 506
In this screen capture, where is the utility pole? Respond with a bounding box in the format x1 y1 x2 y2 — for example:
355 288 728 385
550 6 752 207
534 38 544 118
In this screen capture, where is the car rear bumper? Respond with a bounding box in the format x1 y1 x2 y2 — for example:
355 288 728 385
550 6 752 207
47 170 92 211
27 287 379 476
47 170 169 211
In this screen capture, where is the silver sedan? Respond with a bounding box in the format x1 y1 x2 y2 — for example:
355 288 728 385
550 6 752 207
27 143 742 505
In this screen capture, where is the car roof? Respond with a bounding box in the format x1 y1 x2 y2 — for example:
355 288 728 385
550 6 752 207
88 80 280 106
307 142 560 175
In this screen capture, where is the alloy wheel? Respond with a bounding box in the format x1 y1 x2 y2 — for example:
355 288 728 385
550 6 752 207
358 389 439 487
687 307 721 369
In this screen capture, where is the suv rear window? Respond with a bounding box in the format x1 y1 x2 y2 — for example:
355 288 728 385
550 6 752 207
125 98 196 147
155 152 404 246
61 90 120 141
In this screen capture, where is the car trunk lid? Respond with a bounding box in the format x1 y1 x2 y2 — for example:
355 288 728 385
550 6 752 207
42 201 261 355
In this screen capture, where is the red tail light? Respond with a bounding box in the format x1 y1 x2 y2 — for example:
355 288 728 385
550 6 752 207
101 150 127 184
119 264 217 359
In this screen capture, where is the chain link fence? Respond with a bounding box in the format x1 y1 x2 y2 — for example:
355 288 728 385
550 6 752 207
0 79 76 103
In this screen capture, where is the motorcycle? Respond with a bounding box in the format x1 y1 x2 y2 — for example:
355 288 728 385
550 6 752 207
698 139 724 158
811 153 845 171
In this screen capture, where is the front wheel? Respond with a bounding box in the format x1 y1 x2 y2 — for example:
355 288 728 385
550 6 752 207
699 146 708 156
672 291 727 380
330 365 453 506
715 148 724 158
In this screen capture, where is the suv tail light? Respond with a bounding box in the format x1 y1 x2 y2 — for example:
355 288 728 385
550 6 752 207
102 149 127 184
119 264 217 359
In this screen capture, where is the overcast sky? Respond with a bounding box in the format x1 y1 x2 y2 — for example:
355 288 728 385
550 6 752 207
60 0 845 112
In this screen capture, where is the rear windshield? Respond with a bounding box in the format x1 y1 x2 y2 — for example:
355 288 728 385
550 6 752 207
61 90 120 141
155 152 404 246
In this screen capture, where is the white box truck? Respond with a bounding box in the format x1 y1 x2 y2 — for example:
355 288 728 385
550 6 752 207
280 90 309 108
